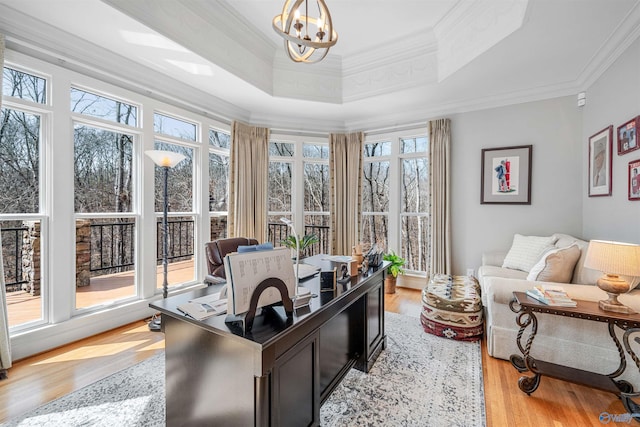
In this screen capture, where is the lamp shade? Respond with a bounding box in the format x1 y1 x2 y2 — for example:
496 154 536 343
145 150 186 168
584 240 640 276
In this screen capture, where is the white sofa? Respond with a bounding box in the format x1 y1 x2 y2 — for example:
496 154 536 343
478 233 640 387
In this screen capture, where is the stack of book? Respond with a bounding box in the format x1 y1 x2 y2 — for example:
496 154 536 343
526 285 577 307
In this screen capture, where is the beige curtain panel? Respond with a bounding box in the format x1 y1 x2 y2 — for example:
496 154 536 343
228 121 270 242
0 33 13 379
428 118 452 276
329 132 364 256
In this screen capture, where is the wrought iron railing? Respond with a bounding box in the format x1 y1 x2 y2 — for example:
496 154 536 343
156 219 195 263
88 219 195 275
267 222 330 257
1 226 29 291
90 221 135 273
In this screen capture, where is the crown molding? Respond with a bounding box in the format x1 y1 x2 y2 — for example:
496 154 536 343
273 52 342 103
576 0 640 90
342 30 438 75
343 49 437 103
434 0 529 82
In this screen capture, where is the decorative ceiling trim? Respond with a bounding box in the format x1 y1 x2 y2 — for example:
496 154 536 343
575 0 640 90
273 51 342 103
434 0 529 82
342 51 437 103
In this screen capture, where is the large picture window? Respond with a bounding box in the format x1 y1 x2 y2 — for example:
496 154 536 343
0 105 45 328
209 129 230 240
153 120 198 289
74 122 137 309
361 133 428 274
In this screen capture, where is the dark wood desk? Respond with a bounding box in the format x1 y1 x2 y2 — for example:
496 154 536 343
509 291 640 416
150 255 388 426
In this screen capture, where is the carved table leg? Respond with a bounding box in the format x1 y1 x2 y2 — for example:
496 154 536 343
621 328 640 421
509 298 541 394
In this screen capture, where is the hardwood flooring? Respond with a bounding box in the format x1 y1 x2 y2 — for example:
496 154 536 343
0 287 631 425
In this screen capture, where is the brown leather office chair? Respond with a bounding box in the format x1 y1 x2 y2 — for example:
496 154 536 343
204 237 259 284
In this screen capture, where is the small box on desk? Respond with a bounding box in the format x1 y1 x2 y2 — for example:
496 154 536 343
320 268 336 291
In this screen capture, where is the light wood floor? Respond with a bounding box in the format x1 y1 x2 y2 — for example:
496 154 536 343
0 288 631 425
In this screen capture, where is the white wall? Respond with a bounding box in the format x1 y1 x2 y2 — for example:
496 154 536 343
582 37 640 244
450 96 583 275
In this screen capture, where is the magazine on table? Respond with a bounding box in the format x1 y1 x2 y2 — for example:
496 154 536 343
526 285 577 307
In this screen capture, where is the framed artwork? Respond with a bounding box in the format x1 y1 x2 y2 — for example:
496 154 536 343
588 126 613 197
629 158 640 201
481 145 532 204
617 116 639 155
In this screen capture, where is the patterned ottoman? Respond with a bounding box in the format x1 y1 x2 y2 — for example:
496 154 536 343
420 274 483 341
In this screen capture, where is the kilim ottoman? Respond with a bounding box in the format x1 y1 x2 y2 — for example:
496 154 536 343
420 274 483 341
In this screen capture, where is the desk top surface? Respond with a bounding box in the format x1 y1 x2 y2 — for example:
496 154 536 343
151 255 388 347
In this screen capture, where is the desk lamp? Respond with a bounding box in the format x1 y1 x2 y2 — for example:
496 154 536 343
584 240 640 314
146 149 186 331
280 217 311 306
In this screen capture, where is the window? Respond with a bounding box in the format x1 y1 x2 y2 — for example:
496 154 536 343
268 141 294 247
303 143 329 254
400 137 429 272
153 135 197 289
266 138 329 256
0 108 41 214
209 129 230 240
362 141 390 253
74 123 137 309
71 87 137 126
2 67 46 104
361 133 428 274
0 105 45 328
154 112 197 141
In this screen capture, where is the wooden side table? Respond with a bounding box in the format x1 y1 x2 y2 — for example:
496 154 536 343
509 291 640 418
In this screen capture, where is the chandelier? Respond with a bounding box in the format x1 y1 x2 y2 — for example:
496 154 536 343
272 0 338 64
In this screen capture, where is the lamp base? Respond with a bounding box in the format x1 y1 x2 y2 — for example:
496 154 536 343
597 275 634 314
148 314 162 332
599 297 636 314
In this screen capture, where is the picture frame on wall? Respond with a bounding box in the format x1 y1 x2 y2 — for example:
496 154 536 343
588 126 613 197
480 145 532 204
617 116 639 155
630 159 640 201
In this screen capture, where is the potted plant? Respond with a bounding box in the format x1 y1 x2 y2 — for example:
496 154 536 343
281 233 320 258
382 250 405 294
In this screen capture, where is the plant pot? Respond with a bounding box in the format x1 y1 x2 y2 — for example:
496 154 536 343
385 276 397 294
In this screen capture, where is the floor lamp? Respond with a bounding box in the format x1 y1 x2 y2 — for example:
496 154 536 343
146 150 186 331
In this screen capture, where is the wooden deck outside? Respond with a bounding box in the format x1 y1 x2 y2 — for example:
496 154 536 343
5 259 195 327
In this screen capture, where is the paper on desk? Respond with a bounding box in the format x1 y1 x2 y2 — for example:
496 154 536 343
224 247 296 316
322 255 352 263
178 298 227 320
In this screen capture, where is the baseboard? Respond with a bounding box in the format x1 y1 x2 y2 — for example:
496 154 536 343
397 274 425 290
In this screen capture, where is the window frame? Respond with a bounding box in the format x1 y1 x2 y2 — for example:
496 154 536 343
362 128 429 275
1 74 51 331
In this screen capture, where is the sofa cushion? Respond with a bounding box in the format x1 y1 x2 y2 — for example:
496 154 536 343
551 233 601 285
502 234 558 272
526 244 581 283
478 265 528 282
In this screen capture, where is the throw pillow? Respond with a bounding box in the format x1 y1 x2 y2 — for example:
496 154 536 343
502 234 558 272
526 244 581 283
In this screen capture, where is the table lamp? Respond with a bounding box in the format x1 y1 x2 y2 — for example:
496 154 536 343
584 240 640 314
